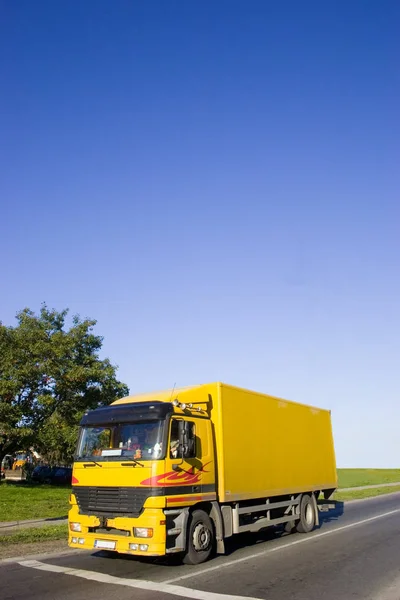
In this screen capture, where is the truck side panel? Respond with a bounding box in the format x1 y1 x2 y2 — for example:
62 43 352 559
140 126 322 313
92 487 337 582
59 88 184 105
217 384 337 502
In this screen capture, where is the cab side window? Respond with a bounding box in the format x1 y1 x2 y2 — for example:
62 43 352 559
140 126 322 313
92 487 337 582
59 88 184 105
169 420 196 459
170 420 180 458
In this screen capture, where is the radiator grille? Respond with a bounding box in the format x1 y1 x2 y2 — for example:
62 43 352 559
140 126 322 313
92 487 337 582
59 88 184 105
72 486 163 517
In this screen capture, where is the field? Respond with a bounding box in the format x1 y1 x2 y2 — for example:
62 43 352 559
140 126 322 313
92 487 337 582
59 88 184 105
0 483 70 522
335 485 400 502
336 468 400 489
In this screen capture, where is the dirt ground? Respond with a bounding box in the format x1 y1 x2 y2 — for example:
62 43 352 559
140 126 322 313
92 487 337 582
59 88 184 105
0 539 69 560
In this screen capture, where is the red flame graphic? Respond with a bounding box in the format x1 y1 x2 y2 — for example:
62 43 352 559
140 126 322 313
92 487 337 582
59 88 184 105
140 462 211 487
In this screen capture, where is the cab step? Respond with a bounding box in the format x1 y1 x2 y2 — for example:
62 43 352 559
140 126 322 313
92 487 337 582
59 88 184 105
167 527 182 536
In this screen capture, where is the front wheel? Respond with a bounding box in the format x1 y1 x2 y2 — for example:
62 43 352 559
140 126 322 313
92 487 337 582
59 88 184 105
183 510 214 565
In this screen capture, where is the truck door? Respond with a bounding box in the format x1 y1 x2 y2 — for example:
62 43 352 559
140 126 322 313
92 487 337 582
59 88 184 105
166 417 216 506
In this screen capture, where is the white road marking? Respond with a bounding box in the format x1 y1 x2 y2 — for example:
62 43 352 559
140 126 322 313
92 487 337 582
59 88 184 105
18 559 263 600
164 508 400 584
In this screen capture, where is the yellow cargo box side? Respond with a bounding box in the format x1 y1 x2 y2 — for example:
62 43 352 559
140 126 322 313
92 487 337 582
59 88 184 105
213 383 337 502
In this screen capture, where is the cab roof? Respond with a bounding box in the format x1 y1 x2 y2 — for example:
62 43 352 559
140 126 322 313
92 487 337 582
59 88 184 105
111 383 212 405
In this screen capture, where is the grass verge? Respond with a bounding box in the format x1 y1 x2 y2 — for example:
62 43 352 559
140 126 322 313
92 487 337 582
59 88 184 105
337 469 400 489
0 482 70 521
0 524 67 546
334 485 400 502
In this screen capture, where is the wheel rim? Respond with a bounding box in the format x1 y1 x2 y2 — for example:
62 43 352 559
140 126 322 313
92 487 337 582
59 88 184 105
192 523 211 552
305 502 314 526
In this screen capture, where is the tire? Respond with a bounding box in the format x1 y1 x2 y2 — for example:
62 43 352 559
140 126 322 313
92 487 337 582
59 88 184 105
183 510 214 565
296 494 315 533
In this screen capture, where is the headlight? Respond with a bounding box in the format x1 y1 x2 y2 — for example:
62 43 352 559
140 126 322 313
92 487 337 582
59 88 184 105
134 527 153 538
70 522 82 532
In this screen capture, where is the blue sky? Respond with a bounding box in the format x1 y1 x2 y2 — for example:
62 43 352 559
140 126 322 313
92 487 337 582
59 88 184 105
1 1 399 467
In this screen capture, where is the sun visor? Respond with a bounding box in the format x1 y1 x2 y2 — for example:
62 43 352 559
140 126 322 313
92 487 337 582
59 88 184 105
80 401 173 426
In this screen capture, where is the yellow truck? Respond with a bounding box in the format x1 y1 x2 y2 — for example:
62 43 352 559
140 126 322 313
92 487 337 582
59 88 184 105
69 382 337 564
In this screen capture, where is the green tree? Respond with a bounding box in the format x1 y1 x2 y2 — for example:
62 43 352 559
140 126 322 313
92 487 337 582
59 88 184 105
0 305 129 471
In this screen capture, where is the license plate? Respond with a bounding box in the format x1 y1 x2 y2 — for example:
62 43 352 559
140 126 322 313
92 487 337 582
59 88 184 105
94 540 116 550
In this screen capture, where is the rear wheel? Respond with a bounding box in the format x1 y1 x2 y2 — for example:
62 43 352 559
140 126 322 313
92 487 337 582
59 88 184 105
183 510 214 565
296 494 315 533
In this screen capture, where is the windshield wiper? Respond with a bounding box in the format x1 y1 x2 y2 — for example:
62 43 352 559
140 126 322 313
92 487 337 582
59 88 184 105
83 460 103 467
121 459 144 468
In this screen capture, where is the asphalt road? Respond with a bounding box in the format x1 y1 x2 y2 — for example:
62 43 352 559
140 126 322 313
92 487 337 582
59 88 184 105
1 492 400 600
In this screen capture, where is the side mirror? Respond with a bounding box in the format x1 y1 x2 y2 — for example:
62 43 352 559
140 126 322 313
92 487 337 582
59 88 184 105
178 421 196 459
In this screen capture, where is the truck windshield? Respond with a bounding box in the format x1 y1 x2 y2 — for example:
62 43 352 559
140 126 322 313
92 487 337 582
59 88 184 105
76 421 165 461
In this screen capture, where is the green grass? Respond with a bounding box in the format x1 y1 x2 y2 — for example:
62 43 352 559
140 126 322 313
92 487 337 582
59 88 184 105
334 485 400 502
0 482 70 522
337 469 400 489
0 524 67 545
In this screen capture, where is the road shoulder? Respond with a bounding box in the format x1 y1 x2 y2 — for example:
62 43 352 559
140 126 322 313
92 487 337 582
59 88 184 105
0 539 75 561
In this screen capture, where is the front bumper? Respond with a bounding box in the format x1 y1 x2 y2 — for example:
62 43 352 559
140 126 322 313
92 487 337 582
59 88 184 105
68 505 167 557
